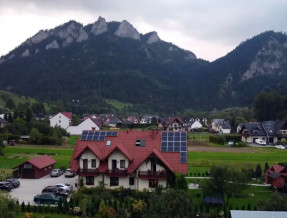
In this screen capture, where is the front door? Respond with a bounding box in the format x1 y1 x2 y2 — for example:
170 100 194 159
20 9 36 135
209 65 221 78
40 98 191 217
112 160 117 169
83 159 88 169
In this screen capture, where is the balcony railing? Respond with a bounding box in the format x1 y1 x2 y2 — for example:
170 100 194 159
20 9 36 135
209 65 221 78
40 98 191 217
106 169 127 177
138 170 167 179
77 168 99 175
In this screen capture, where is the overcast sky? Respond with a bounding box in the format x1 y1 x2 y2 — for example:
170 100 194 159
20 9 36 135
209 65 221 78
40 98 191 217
0 0 286 61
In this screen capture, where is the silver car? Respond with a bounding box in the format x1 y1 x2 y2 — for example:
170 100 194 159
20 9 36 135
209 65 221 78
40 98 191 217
50 169 64 177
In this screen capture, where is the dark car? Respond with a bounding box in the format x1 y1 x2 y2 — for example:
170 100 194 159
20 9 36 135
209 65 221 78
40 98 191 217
42 186 69 197
34 193 62 205
50 169 64 177
0 182 13 191
64 168 76 178
5 178 20 188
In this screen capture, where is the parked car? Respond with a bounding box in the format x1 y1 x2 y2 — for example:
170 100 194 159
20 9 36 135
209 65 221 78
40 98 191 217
0 182 13 191
54 183 73 192
50 169 64 177
4 178 20 188
64 168 76 178
275 145 286 149
255 139 266 145
34 192 62 205
42 186 69 197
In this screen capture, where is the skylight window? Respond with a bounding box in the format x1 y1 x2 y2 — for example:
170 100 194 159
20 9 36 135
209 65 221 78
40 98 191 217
106 140 112 146
136 139 146 147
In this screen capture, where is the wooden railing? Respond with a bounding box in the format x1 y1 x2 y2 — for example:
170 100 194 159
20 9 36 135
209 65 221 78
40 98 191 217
77 168 99 175
138 170 167 179
106 169 127 177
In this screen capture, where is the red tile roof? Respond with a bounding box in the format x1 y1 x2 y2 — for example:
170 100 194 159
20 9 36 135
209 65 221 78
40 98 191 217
16 155 56 169
70 130 188 174
270 164 287 173
62 112 72 120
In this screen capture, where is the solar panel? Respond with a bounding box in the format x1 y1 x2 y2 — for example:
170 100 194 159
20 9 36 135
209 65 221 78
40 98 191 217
161 131 188 163
80 131 119 141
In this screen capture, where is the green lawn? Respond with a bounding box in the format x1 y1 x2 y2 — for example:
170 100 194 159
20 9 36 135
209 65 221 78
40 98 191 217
188 147 287 174
67 136 80 146
20 212 73 218
0 146 73 169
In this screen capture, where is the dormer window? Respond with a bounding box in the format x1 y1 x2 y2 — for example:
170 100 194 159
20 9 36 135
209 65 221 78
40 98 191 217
136 139 146 147
106 140 112 146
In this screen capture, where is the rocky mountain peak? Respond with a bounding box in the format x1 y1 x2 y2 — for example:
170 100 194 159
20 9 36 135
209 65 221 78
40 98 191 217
242 37 287 81
146 31 160 44
91 16 108 36
26 30 50 45
114 20 140 40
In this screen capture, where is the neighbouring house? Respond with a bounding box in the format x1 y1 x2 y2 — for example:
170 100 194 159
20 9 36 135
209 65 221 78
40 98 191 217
218 122 231 134
66 118 102 135
210 119 231 134
188 120 203 131
103 114 122 127
0 117 8 128
49 112 72 129
70 130 188 190
125 116 140 124
140 115 159 124
265 164 287 189
238 121 287 144
231 210 287 218
163 117 184 131
15 155 56 179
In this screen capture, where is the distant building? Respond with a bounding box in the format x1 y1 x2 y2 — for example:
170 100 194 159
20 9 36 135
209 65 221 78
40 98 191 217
49 112 72 129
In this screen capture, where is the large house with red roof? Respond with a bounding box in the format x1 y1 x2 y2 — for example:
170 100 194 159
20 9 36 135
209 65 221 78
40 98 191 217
49 112 72 129
15 155 56 179
70 130 188 190
265 164 287 189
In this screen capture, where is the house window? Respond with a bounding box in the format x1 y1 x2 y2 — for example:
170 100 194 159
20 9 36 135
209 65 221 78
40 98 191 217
91 159 97 168
24 164 32 169
149 179 158 188
129 177 135 185
106 140 112 146
86 176 94 185
110 177 119 186
120 160 125 168
136 139 146 147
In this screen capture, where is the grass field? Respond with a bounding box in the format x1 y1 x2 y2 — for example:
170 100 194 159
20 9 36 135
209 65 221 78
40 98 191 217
188 146 287 174
0 146 73 169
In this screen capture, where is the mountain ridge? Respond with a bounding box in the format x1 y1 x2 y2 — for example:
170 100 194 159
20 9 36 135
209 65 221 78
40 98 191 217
0 18 287 114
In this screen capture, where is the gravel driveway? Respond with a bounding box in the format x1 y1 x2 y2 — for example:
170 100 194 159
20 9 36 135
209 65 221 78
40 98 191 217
9 174 78 205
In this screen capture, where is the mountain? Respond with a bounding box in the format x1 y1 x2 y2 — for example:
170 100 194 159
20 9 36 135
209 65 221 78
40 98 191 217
191 31 287 110
0 17 287 114
0 17 205 115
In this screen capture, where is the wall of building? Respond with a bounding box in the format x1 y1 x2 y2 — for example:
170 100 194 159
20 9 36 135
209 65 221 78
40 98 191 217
66 118 100 135
80 150 100 169
108 150 129 169
50 113 70 129
137 160 165 172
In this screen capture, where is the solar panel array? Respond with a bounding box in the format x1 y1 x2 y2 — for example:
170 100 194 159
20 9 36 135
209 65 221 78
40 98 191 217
161 132 187 163
80 131 118 141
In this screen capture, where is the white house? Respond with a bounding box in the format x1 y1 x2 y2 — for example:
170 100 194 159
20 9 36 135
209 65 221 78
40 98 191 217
188 120 202 131
49 112 72 129
70 130 188 191
66 118 102 135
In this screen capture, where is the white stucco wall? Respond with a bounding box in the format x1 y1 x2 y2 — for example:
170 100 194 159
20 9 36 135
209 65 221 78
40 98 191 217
137 178 167 191
190 121 202 130
66 118 100 135
49 113 70 129
80 150 100 169
137 160 165 172
108 150 129 169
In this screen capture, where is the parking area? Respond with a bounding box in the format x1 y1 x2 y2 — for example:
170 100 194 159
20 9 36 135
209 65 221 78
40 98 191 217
9 174 78 205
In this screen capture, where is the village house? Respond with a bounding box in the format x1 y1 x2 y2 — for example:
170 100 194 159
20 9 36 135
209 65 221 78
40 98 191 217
238 121 287 144
66 117 102 135
210 119 231 134
49 112 72 129
70 130 188 190
163 117 184 131
265 164 287 190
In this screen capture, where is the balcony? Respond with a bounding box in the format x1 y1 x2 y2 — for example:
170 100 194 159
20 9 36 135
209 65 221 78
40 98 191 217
77 168 99 176
106 169 128 177
138 170 167 179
